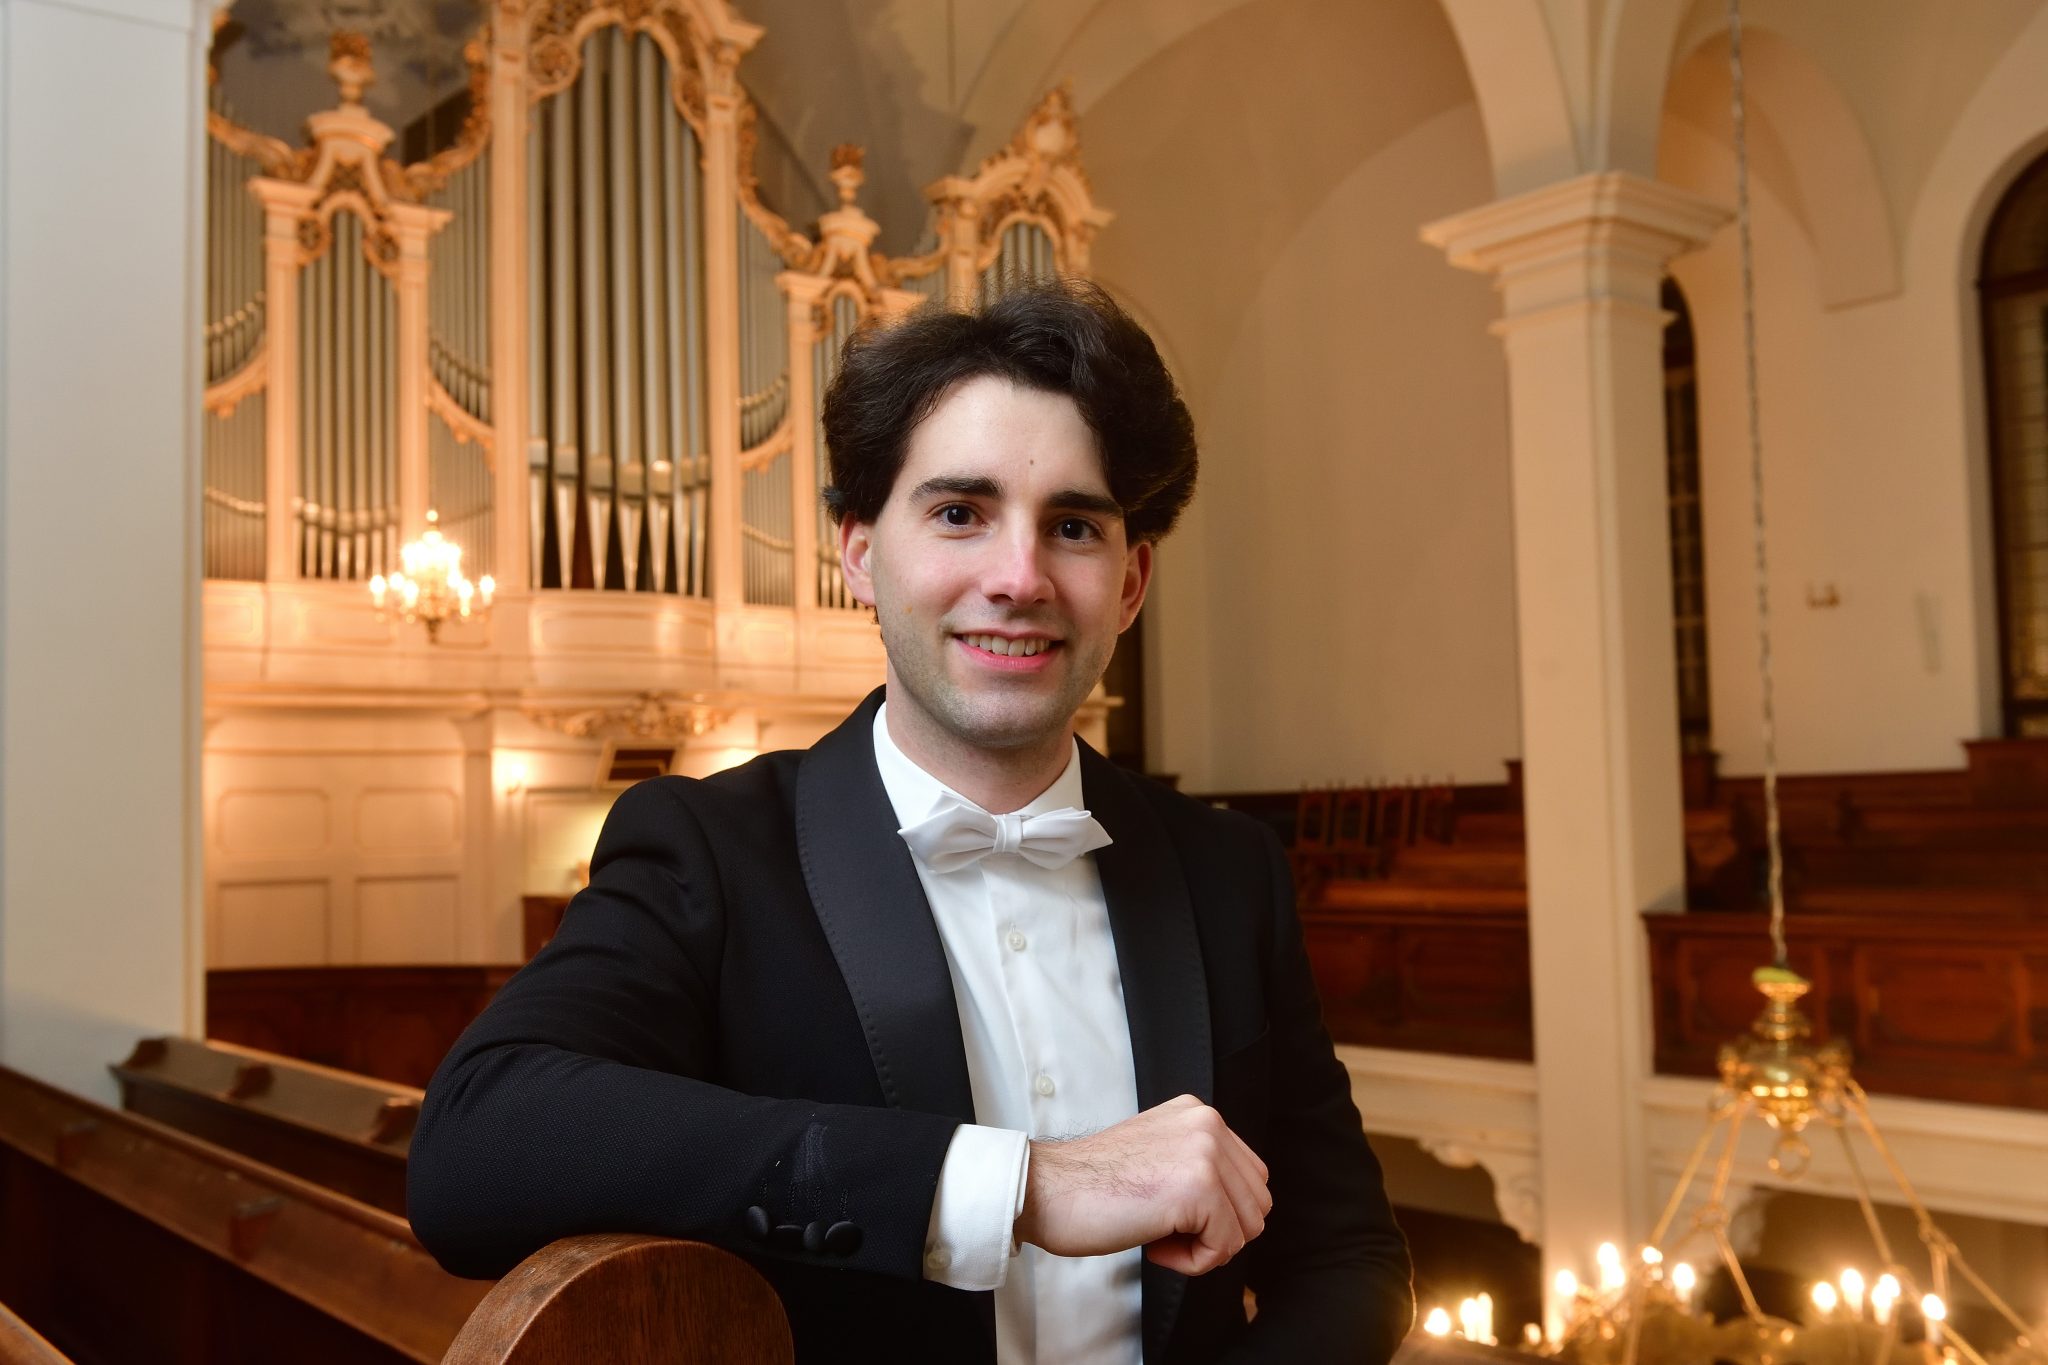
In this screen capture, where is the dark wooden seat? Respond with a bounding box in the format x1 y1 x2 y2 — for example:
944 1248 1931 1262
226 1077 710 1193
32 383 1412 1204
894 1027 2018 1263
0 1063 488 1362
111 1036 418 1215
0 1300 69 1365
444 1235 792 1364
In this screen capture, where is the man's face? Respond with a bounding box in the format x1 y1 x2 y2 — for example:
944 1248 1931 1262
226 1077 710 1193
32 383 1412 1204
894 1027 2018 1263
840 375 1152 758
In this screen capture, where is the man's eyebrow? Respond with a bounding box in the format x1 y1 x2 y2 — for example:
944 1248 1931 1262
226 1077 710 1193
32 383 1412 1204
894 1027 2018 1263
1044 488 1125 520
908 475 1003 502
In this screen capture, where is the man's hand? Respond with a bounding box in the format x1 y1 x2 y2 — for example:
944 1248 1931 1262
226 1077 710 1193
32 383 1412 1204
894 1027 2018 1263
1013 1094 1271 1276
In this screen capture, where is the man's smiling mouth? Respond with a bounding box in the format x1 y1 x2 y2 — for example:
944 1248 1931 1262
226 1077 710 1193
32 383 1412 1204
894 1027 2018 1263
957 633 1058 658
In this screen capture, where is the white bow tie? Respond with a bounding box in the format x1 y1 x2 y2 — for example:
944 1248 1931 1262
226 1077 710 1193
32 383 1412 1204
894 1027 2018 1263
897 801 1113 874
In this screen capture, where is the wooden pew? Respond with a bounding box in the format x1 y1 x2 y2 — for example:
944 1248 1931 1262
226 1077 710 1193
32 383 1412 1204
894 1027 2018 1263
0 1064 488 1362
207 964 517 1088
443 1235 792 1364
111 1036 417 1216
0 1301 69 1365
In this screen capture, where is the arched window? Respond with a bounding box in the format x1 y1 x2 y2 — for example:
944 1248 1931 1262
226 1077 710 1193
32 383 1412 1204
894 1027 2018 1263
1664 279 1711 755
1981 150 2048 737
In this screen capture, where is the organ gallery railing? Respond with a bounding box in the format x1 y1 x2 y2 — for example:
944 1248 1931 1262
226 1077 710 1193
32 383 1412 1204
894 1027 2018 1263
199 0 1111 614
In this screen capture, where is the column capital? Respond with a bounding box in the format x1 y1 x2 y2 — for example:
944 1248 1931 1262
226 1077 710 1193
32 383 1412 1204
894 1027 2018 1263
1422 171 1729 282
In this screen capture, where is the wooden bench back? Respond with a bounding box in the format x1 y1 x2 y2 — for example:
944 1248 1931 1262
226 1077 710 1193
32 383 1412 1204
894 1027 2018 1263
444 1235 793 1365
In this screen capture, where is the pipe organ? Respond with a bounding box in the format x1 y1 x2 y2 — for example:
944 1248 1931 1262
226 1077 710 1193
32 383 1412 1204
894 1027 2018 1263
201 0 1112 625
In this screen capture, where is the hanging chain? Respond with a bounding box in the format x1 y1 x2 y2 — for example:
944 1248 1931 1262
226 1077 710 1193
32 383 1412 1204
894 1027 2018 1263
1726 0 1789 969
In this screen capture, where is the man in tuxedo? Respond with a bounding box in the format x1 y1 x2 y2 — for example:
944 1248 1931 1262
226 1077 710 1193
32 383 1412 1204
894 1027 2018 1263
408 282 1412 1362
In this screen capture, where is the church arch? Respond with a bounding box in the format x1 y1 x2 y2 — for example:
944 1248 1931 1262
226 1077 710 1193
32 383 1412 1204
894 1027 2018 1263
1979 146 2048 736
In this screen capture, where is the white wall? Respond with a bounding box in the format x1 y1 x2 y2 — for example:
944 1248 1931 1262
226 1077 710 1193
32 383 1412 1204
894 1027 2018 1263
1171 105 1518 791
1664 3 2048 774
1 0 209 1101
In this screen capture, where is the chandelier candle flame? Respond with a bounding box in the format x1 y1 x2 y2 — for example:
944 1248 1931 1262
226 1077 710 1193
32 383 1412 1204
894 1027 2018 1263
368 509 494 642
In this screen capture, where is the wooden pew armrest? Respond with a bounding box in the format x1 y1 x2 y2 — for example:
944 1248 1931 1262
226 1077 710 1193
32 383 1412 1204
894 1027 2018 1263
443 1234 793 1364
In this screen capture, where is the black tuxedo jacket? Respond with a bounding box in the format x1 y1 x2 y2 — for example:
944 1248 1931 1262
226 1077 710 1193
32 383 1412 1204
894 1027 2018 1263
408 689 1411 1362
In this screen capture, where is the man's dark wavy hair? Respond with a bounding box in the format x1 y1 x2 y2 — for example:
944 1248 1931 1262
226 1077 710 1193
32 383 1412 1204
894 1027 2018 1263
820 279 1198 544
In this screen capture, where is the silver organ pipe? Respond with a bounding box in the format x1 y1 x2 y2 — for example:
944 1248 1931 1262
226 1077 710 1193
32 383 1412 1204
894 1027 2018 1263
815 292 864 609
424 152 493 577
526 25 708 595
680 95 706 597
292 213 397 580
608 27 642 593
545 89 578 587
636 34 670 596
738 207 791 606
980 219 1060 305
202 95 267 580
577 39 612 589
527 120 548 582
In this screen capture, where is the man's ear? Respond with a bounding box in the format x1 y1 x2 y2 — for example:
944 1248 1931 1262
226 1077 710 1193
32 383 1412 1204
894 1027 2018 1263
1118 539 1153 633
840 517 878 608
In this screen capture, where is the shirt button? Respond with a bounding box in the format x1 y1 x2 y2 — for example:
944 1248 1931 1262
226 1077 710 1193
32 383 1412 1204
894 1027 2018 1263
1007 929 1028 952
1034 1073 1055 1097
925 1247 951 1271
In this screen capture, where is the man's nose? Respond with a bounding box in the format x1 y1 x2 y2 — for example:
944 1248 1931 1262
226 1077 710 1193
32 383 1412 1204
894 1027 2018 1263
980 524 1054 605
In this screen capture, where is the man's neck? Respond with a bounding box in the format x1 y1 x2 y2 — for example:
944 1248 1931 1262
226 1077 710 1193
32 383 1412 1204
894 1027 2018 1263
882 697 1074 815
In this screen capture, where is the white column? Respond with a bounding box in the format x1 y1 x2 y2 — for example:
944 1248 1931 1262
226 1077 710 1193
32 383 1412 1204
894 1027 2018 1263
1422 172 1727 1283
703 55 745 608
0 0 211 1100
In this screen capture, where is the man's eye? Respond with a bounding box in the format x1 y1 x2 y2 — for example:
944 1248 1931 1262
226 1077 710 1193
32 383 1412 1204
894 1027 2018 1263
937 505 976 528
1055 518 1098 542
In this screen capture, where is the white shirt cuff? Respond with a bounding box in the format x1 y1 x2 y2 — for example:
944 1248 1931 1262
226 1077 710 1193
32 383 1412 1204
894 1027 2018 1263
922 1123 1030 1290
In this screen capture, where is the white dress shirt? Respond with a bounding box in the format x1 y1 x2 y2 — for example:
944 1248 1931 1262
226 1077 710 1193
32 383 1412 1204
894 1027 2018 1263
871 705 1144 1365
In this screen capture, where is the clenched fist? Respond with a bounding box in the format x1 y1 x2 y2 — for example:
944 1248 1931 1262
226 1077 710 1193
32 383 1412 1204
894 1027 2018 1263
1012 1094 1272 1276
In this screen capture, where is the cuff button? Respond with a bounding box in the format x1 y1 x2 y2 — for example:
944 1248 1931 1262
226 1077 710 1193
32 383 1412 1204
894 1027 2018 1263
824 1221 862 1257
743 1205 770 1243
802 1221 827 1254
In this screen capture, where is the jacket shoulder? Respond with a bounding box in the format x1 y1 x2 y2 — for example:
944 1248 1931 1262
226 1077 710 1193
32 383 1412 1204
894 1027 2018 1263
1119 766 1282 860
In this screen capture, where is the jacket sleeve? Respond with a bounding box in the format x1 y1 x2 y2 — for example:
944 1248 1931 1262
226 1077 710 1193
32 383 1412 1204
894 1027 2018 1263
405 776 960 1281
1225 825 1414 1363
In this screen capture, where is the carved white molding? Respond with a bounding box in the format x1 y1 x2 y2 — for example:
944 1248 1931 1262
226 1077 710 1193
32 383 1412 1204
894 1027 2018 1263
1338 1045 1542 1244
1341 1048 2048 1255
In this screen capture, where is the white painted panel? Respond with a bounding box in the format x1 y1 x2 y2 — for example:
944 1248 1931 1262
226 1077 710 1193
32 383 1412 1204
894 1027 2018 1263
356 787 460 851
523 790 616 895
214 880 329 967
355 875 459 962
217 789 329 856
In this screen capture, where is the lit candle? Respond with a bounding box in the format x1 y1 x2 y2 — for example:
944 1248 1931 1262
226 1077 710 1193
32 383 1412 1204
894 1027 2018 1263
1643 1246 1665 1273
1813 1282 1840 1319
1672 1263 1697 1310
1549 1269 1580 1345
1598 1243 1627 1293
1477 1293 1495 1345
1872 1275 1900 1327
370 574 387 609
1922 1294 1945 1348
478 574 495 606
1841 1268 1866 1319
1424 1308 1452 1338
1524 1324 1543 1348
1459 1297 1482 1341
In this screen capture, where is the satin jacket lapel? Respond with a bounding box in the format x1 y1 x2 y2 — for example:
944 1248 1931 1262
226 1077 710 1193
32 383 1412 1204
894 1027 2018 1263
795 689 977 1125
1082 743 1212 1363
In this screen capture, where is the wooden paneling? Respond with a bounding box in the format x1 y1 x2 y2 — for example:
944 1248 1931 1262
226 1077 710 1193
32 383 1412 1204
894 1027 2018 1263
1644 913 2048 1111
208 965 516 1088
1304 906 1533 1061
0 1066 488 1363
